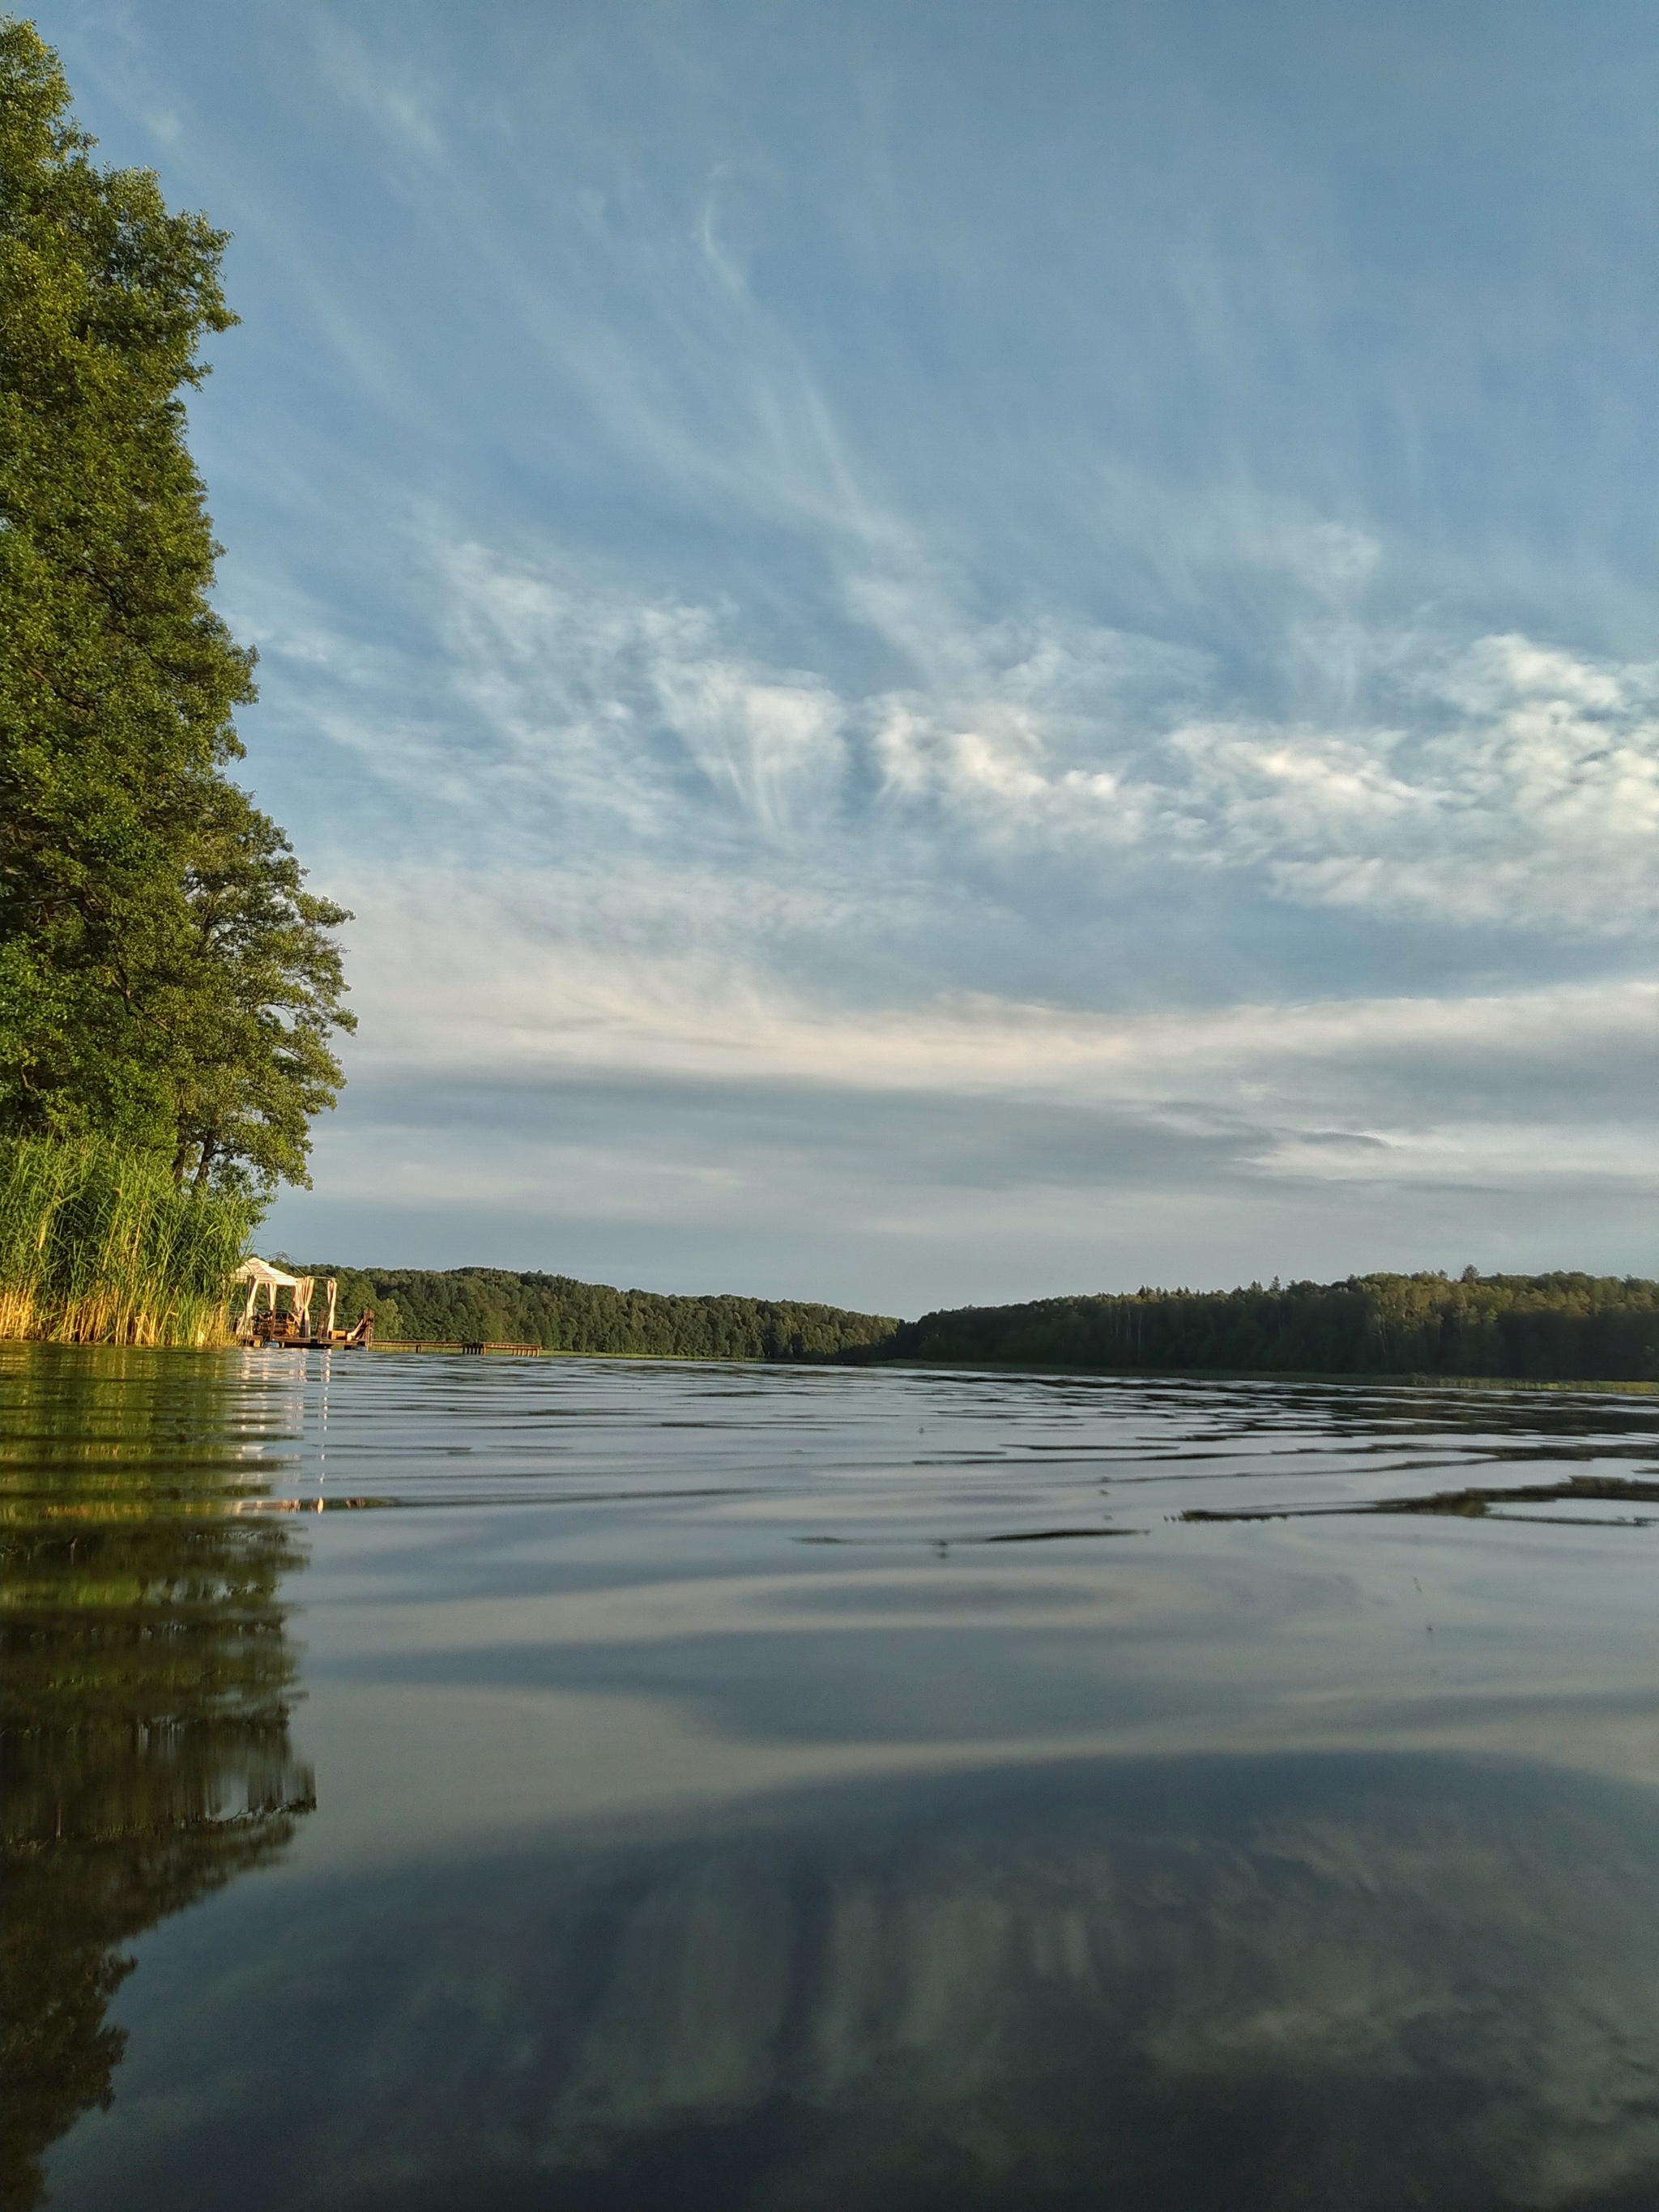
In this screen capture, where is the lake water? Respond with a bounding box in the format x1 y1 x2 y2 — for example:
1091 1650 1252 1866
9 1344 1659 2210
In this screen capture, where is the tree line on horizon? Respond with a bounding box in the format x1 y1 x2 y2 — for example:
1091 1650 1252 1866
303 1264 901 1362
879 1271 1659 1383
292 1264 1659 1383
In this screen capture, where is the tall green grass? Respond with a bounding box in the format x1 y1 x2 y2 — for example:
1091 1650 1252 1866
0 1136 260 1347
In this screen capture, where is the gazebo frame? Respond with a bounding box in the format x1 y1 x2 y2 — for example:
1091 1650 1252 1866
234 1259 373 1347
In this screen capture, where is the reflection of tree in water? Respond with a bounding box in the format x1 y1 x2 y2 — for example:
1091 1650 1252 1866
0 1349 313 2212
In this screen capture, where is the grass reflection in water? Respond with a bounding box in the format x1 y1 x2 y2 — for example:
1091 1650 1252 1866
0 1349 314 2212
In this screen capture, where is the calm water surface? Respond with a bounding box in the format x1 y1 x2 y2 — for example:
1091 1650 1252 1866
8 1344 1659 2210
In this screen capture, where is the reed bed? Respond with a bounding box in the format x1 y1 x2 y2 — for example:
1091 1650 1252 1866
0 1136 260 1347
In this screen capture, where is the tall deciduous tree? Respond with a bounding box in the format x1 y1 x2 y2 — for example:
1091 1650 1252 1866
0 18 352 1194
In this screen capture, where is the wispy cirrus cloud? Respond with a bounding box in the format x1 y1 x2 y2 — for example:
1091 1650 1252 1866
54 0 1653 1294
284 530 1659 941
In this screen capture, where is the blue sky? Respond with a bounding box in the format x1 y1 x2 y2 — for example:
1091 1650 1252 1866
39 0 1659 1311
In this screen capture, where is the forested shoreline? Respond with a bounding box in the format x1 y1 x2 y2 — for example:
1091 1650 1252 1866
305 1264 900 1362
875 1272 1659 1383
290 1264 1659 1383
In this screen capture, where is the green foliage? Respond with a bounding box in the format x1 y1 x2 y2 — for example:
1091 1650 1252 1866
0 20 352 1193
303 1264 900 1362
0 1132 256 1344
884 1272 1659 1383
164 782 353 1192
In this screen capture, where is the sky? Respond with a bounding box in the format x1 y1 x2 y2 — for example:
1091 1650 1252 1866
36 0 1659 1313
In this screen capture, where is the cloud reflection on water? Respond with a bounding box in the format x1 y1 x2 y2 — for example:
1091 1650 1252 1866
64 1755 1659 2211
23 1353 1659 2210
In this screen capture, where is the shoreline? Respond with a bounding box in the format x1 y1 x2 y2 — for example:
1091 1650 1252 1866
10 1334 1659 1394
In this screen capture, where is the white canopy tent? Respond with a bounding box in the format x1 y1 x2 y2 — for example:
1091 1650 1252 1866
234 1258 335 1340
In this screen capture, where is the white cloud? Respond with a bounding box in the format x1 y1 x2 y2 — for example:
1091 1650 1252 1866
439 543 1659 928
333 856 1659 1187
650 658 847 833
248 523 1659 1293
277 865 1659 1296
275 526 1659 949
846 592 1659 927
1197 635 1659 927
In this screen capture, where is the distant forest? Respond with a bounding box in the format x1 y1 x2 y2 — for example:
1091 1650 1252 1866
304 1265 899 1362
296 1266 1659 1383
880 1272 1659 1383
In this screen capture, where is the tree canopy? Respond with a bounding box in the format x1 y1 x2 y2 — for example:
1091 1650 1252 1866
0 18 351 1195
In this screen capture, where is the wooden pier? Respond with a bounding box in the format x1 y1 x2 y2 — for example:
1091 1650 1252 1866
369 1341 542 1357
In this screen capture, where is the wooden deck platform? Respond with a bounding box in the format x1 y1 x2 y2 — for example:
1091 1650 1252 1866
243 1338 541 1355
369 1340 543 1356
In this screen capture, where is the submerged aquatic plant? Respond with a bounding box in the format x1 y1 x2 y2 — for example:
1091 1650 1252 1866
0 1136 259 1347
